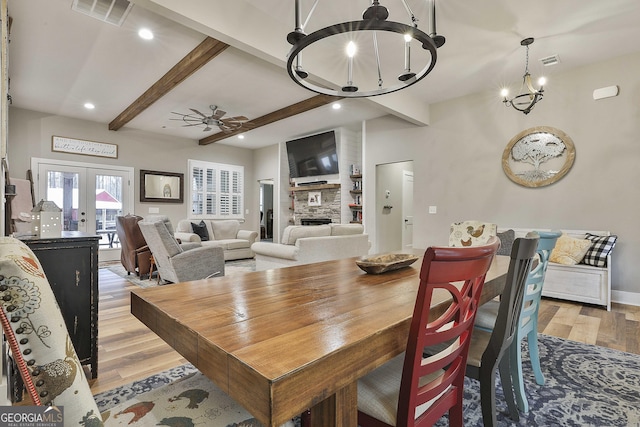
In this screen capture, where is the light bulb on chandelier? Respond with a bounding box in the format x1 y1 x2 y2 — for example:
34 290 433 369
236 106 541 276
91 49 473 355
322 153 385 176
501 38 546 115
342 41 358 92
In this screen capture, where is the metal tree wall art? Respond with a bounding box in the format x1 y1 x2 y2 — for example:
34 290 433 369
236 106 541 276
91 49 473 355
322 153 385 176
502 126 576 188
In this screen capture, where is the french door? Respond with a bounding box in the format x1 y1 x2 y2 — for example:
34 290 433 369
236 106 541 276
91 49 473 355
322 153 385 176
32 158 134 260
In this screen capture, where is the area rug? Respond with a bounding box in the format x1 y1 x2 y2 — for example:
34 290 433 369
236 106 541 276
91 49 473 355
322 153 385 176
94 335 640 426
433 334 640 426
104 259 256 288
94 363 296 426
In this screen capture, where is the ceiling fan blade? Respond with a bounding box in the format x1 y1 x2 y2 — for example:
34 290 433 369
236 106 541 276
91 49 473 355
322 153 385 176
222 116 249 123
203 126 212 132
212 109 227 120
189 108 207 117
218 123 235 132
221 123 243 131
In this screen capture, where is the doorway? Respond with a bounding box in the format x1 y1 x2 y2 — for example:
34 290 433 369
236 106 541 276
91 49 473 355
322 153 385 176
32 158 134 261
375 161 414 253
259 179 274 241
402 170 414 250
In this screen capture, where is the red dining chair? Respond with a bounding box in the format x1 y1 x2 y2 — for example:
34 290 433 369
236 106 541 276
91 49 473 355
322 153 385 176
357 236 500 427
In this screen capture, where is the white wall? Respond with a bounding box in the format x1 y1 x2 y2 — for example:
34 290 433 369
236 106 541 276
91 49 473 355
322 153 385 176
364 51 640 302
7 108 258 232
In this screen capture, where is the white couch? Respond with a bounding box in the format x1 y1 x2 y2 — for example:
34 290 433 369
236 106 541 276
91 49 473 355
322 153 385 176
251 223 370 271
174 219 258 261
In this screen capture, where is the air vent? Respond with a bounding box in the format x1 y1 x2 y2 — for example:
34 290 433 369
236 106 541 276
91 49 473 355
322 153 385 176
71 0 133 26
540 54 560 67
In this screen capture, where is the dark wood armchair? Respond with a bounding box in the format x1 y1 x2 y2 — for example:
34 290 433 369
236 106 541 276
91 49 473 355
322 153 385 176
115 214 151 278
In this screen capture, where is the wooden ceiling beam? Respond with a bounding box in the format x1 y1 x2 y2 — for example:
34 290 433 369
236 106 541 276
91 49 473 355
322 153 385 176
109 36 229 131
199 94 343 145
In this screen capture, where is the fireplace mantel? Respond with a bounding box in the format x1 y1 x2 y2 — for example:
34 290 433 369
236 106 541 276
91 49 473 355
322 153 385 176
289 183 340 192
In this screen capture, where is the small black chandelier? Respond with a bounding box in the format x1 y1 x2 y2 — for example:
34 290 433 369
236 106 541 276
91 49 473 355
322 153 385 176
286 0 446 98
501 37 546 115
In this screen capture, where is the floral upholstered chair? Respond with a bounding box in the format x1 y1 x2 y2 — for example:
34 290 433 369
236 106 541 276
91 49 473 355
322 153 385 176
449 220 498 247
0 237 293 426
0 237 103 425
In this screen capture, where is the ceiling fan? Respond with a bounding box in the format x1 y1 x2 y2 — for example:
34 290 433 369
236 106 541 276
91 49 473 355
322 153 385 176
170 105 251 133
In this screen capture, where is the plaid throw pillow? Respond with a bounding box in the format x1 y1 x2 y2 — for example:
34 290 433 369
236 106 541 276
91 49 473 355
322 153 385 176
581 233 617 267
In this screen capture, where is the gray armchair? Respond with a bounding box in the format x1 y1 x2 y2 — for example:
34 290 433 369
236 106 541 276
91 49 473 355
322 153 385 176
138 218 225 284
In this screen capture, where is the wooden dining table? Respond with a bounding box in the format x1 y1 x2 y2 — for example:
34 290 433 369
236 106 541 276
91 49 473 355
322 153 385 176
130 253 510 427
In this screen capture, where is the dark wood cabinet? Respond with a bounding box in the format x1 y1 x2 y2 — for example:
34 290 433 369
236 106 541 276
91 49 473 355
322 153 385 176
20 232 100 379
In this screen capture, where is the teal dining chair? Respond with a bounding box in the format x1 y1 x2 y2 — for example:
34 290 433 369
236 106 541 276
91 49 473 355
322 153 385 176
475 230 561 413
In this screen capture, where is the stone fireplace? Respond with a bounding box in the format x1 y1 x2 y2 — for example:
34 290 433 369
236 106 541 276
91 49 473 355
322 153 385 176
301 218 332 225
291 186 341 225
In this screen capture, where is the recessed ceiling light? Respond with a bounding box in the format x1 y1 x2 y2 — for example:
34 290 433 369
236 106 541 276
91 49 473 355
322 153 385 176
238 134 245 140
84 102 95 110
332 103 342 110
138 28 154 40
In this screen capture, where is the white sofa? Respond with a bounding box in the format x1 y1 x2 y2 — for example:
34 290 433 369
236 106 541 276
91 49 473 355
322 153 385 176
174 219 258 261
501 228 614 310
251 223 370 271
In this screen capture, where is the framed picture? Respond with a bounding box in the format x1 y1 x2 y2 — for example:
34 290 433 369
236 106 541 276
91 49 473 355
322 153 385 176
140 170 184 203
308 191 322 206
502 126 576 188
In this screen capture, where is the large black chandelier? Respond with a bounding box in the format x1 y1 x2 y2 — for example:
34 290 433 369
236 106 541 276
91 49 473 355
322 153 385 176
501 38 546 115
286 0 446 98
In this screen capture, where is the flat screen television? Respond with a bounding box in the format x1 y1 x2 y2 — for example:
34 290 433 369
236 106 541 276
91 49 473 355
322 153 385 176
286 130 339 178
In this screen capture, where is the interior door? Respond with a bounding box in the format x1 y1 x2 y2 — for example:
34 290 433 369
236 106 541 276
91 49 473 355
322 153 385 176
402 171 414 250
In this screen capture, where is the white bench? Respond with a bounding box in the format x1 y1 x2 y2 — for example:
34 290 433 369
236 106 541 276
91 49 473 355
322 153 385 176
502 228 612 311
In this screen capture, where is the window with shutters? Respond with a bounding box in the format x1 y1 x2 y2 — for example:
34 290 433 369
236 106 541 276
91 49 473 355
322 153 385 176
188 159 244 219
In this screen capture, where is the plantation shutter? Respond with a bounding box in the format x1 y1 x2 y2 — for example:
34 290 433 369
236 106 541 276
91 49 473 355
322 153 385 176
188 160 243 219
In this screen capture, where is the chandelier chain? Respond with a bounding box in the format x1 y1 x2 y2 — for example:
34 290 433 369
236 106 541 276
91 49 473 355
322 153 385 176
301 0 319 31
372 32 384 88
400 0 418 27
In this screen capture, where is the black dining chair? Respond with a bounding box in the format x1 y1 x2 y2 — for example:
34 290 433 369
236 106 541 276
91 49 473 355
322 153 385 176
464 233 539 426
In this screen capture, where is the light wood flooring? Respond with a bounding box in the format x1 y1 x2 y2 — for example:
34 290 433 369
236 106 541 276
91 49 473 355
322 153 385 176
88 267 640 395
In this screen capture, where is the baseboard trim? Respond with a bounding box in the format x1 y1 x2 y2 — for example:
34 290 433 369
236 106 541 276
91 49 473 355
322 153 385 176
612 290 640 307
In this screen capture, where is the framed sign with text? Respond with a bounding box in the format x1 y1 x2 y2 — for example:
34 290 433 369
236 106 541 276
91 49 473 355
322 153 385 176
52 136 118 159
